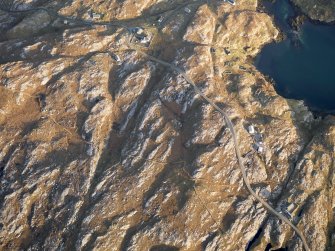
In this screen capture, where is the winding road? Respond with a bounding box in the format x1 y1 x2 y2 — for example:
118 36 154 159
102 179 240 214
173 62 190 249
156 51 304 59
0 2 310 250
129 42 311 251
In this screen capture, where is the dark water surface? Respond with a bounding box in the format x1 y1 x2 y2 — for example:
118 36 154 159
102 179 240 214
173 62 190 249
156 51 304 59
255 0 335 113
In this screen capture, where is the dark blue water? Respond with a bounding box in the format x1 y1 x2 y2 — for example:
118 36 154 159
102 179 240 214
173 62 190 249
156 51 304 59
255 0 335 113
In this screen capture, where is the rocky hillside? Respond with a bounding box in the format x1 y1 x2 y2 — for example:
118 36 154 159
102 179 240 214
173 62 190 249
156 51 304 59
0 0 334 250
292 0 335 23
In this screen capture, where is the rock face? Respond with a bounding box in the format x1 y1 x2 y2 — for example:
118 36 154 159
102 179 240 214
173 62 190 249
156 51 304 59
292 0 335 23
0 0 334 250
6 10 52 39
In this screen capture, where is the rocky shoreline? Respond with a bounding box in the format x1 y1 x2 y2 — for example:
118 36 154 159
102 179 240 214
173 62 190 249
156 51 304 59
291 0 335 23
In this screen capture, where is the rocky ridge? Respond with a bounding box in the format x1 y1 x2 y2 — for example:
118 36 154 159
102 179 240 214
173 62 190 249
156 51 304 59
0 0 335 250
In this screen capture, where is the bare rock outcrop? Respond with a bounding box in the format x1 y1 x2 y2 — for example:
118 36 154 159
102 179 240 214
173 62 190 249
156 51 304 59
292 0 335 23
0 0 334 250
